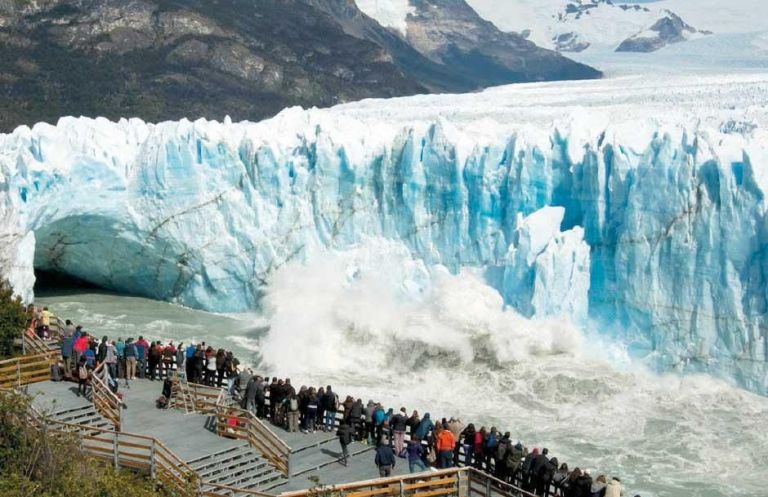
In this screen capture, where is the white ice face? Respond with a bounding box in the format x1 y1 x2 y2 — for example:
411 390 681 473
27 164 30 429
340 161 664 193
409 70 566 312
1 72 767 395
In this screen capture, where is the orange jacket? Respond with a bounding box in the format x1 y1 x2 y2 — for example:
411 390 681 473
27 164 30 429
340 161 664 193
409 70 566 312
436 429 455 452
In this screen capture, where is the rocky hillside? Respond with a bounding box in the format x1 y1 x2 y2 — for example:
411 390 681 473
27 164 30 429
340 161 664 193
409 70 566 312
0 0 600 131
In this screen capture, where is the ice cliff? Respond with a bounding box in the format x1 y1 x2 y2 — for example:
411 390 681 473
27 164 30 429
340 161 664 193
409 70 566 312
1 74 767 393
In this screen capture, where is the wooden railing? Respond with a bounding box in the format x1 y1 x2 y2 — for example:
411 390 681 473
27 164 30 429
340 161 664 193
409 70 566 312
279 467 536 497
91 363 123 431
187 381 226 414
280 467 465 497
24 405 198 496
215 404 292 477
0 351 56 389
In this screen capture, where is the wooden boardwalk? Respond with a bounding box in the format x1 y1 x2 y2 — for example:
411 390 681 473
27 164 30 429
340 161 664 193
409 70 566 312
26 379 413 493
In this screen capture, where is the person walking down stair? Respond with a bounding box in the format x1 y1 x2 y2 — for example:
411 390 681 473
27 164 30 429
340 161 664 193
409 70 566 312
337 421 353 466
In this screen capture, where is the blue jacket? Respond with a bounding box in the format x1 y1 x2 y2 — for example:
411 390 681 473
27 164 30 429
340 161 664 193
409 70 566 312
115 341 125 358
84 348 95 367
135 343 146 360
373 408 386 426
61 336 74 358
406 441 424 463
124 343 137 358
414 413 434 440
186 345 196 359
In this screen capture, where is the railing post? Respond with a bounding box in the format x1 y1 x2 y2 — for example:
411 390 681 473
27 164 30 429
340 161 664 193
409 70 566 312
399 479 405 497
16 362 21 387
113 431 119 469
485 473 491 497
150 440 157 480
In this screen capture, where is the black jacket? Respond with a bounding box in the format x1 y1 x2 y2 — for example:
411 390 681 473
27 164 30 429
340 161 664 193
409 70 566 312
375 445 396 467
337 424 353 445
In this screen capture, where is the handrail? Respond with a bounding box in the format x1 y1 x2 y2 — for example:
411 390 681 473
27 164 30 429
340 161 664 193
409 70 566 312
215 404 292 477
16 396 199 496
0 351 56 388
280 467 465 497
91 363 122 431
467 467 537 497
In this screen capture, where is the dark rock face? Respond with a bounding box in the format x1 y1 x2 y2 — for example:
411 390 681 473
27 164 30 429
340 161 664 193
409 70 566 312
402 0 601 85
553 32 590 53
0 0 600 131
616 11 703 53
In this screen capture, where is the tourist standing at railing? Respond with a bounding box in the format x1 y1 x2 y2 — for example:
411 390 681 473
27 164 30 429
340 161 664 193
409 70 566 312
135 336 149 379
162 341 176 379
204 346 217 386
521 447 538 491
61 332 74 377
413 412 434 443
96 336 108 364
590 474 608 497
532 447 550 495
63 319 75 337
535 456 558 497
286 391 300 432
303 386 318 432
365 400 376 442
72 329 87 367
494 431 511 481
115 337 125 379
214 348 226 387
506 441 524 485
604 477 623 497
104 341 118 380
372 403 385 443
448 417 465 466
322 385 338 432
391 407 408 456
436 422 456 468
461 423 476 467
315 386 325 431
552 462 569 493
125 338 137 380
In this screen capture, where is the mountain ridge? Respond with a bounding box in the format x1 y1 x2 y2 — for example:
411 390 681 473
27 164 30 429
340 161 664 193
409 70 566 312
0 0 600 131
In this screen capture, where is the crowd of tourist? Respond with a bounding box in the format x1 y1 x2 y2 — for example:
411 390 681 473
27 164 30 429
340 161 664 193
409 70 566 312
38 310 634 497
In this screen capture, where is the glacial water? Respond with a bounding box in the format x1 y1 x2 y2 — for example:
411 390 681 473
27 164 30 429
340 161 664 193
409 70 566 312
36 250 768 497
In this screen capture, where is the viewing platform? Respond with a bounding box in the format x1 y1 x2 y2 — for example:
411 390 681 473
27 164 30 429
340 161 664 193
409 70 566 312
2 322 543 497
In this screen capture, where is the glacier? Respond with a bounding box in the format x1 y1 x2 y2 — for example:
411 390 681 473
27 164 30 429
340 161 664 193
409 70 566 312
1 73 767 394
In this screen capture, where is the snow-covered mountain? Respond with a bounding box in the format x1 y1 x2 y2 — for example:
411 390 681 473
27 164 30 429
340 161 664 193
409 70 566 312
466 0 765 54
349 0 600 84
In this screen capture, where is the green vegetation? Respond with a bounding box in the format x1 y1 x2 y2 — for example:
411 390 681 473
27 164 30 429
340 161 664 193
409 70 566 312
0 279 27 359
0 390 161 497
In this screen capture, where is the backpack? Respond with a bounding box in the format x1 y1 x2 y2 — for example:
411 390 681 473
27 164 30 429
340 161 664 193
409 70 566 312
289 397 299 411
50 364 62 382
78 365 88 380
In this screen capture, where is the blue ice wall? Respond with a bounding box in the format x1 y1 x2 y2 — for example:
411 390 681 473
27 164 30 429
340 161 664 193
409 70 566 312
1 116 766 393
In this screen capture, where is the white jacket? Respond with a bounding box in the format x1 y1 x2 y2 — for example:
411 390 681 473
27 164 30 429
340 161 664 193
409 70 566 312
605 479 623 497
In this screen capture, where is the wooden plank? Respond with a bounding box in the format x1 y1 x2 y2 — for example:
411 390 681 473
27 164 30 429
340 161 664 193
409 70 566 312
82 444 115 455
116 450 152 461
404 478 458 491
116 440 152 450
411 488 460 497
346 487 398 497
116 458 152 471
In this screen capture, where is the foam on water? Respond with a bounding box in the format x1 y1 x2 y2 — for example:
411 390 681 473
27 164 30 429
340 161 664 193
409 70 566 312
254 240 768 497
36 240 768 497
